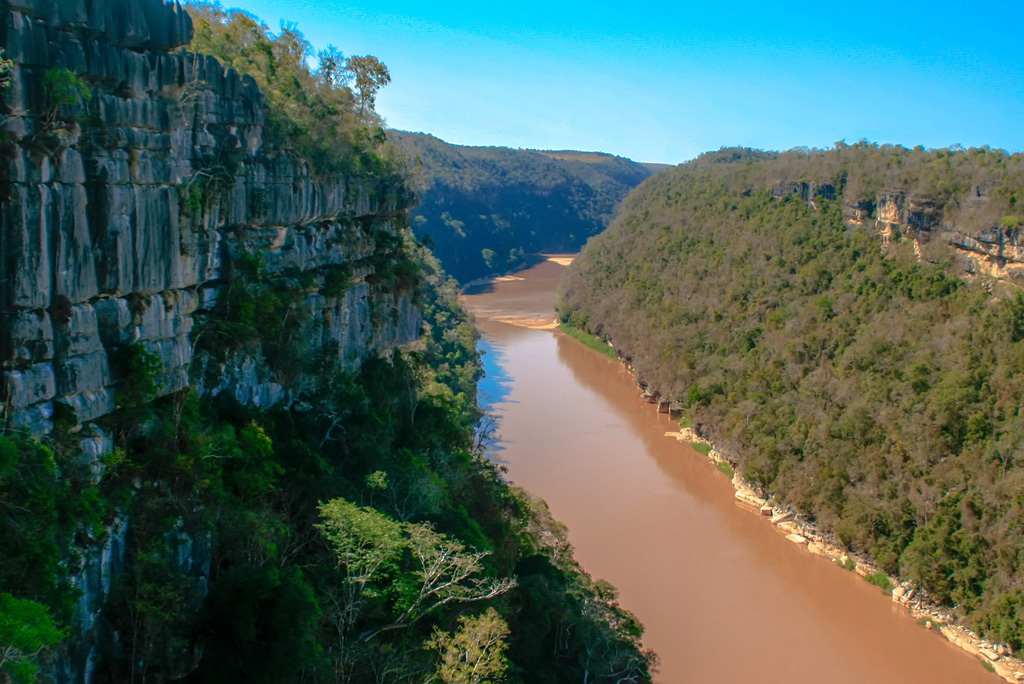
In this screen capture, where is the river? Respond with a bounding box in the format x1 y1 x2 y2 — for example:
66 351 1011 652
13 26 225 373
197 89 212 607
461 257 999 684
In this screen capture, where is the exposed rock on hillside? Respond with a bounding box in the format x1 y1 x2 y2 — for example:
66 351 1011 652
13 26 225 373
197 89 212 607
864 187 1024 282
1 0 418 434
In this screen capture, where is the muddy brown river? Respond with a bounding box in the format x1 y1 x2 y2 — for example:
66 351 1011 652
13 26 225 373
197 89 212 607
462 257 998 684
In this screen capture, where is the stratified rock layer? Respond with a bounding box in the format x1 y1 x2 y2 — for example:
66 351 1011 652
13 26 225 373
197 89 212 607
0 0 419 433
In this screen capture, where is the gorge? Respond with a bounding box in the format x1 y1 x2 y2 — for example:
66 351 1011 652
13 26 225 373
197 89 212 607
0 2 652 681
2 0 1023 681
464 256 1003 683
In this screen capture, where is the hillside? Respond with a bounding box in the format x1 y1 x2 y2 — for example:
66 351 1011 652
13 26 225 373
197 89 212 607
0 2 653 682
389 131 654 282
559 143 1024 649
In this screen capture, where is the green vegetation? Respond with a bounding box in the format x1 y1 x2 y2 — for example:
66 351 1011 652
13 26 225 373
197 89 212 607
185 3 403 181
391 131 654 282
0 594 64 684
838 558 857 571
560 143 1024 648
0 48 13 89
865 572 894 595
427 606 510 683
558 323 618 360
41 68 92 123
692 443 712 456
715 461 735 478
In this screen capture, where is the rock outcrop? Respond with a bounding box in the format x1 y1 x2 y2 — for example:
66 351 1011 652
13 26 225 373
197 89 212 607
0 5 424 678
770 179 836 202
0 0 419 434
844 188 1024 283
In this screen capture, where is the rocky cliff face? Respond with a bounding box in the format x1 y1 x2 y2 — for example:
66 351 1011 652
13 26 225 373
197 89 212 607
0 0 419 435
840 188 1024 283
0 6 422 678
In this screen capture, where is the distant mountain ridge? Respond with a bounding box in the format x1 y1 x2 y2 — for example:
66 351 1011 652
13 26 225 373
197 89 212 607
389 131 656 282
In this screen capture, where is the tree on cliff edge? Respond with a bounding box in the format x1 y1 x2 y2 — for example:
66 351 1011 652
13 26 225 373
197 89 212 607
346 55 390 113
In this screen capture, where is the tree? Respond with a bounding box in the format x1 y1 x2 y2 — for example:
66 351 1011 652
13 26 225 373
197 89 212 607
427 608 510 683
387 523 515 638
316 499 515 643
0 48 12 89
0 594 64 684
317 498 405 645
41 68 92 123
573 581 657 684
317 44 348 88
345 55 390 112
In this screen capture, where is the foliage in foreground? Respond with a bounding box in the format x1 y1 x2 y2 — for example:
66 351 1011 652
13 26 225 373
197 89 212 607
560 143 1024 648
1 245 653 682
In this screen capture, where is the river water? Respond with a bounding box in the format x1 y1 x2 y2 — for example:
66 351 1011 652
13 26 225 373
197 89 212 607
461 257 998 684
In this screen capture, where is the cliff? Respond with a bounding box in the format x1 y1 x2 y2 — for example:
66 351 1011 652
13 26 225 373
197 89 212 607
861 187 1024 282
0 5 656 682
760 145 1024 285
0 2 417 679
0 0 418 435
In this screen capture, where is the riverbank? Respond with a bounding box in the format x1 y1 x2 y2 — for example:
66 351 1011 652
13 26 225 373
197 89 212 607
550 317 1021 679
458 254 576 293
469 262 1006 683
658 420 1023 682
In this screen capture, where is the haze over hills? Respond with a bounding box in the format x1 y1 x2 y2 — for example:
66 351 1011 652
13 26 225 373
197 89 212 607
389 131 655 282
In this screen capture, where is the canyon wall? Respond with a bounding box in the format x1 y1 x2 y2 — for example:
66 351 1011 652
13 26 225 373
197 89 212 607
0 0 419 436
0 4 421 679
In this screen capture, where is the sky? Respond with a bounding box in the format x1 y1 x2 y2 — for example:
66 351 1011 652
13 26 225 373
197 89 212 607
224 0 1023 164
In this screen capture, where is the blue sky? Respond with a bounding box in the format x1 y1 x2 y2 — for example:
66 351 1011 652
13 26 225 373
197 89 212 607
226 0 1023 164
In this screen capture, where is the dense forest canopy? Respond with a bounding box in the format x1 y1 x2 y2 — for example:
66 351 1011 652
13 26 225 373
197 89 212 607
389 131 653 282
559 143 1024 648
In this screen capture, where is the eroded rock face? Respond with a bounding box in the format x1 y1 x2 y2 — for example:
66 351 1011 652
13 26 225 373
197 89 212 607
0 0 419 433
844 190 1024 283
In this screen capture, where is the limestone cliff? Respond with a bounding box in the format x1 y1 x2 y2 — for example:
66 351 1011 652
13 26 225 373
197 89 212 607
767 178 1024 284
0 5 421 678
868 187 1024 282
0 0 419 435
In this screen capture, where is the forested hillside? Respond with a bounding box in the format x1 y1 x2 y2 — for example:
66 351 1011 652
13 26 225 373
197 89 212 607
559 144 1024 648
0 2 653 681
390 131 653 282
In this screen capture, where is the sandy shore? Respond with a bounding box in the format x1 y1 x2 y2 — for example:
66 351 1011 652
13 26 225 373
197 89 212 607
459 254 576 293
472 312 560 330
543 255 575 266
660 422 1024 682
